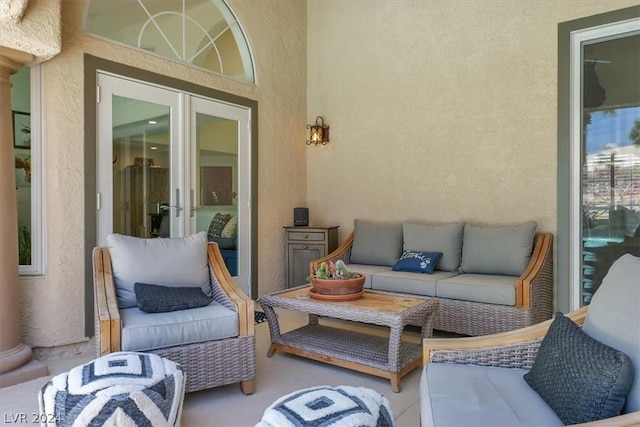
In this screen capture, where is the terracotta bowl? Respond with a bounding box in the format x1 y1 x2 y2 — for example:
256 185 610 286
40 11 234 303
311 274 365 295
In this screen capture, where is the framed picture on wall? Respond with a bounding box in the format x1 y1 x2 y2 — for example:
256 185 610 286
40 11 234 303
13 111 31 149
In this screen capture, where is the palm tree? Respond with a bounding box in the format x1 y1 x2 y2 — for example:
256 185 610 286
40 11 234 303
630 119 640 146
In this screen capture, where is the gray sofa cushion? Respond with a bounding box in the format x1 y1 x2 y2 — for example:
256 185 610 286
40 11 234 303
420 363 562 427
436 274 516 306
345 264 393 289
524 312 633 425
350 220 403 267
459 222 537 276
402 223 464 272
107 232 211 309
120 301 238 352
371 270 458 297
583 253 640 413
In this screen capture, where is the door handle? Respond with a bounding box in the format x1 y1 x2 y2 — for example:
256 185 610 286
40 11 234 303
170 188 182 217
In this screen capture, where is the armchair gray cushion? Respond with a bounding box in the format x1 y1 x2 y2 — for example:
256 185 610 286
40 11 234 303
120 301 239 352
134 283 213 313
107 232 211 308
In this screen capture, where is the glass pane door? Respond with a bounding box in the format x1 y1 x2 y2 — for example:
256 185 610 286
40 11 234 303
190 96 250 295
112 96 171 238
97 73 182 246
580 34 640 306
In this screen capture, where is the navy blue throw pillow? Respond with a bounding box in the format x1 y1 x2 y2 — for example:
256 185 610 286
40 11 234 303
134 282 213 313
523 312 634 425
392 251 442 274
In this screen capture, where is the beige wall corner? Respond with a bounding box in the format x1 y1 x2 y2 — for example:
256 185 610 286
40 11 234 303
0 0 61 63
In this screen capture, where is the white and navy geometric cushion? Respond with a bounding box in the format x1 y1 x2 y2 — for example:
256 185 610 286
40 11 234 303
256 385 395 427
38 352 185 427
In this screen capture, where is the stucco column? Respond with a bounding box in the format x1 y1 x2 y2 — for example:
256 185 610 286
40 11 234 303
0 46 47 387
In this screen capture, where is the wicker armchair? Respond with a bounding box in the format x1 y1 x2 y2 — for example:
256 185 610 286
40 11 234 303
93 241 256 394
421 254 640 427
312 231 553 336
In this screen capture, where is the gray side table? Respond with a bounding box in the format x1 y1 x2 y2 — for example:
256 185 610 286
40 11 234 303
283 225 339 288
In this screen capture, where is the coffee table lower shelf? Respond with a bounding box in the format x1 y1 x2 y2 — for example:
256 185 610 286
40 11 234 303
267 324 423 392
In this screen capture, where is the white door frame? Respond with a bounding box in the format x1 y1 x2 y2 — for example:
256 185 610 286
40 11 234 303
568 17 640 310
96 72 252 296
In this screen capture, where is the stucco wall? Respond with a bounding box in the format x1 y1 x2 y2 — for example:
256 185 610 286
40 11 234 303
306 0 639 315
306 1 638 237
19 0 307 350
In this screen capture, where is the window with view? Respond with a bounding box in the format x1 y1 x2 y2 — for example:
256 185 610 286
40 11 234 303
10 66 43 275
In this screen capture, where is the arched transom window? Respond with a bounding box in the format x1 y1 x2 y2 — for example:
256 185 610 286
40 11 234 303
83 0 255 84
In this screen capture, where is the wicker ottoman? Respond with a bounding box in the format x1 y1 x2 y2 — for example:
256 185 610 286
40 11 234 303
38 351 185 427
256 385 395 427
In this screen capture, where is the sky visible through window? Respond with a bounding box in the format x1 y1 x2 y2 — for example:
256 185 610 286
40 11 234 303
586 106 640 154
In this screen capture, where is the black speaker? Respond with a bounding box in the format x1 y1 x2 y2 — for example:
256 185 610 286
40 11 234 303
293 207 309 226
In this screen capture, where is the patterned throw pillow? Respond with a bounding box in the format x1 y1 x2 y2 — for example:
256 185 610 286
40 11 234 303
523 312 634 425
207 213 232 238
392 251 443 274
134 282 213 313
221 216 238 238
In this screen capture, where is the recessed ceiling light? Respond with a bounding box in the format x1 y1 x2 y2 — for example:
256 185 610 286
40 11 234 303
148 120 158 124
150 146 158 150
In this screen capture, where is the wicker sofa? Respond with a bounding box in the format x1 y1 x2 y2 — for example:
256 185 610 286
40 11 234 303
311 220 553 336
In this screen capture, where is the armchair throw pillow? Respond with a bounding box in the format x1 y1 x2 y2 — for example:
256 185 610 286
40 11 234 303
134 282 213 313
523 312 633 425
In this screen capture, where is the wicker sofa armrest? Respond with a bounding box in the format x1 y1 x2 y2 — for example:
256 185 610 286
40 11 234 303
310 231 355 274
516 232 553 309
423 307 588 365
93 247 122 356
207 243 255 337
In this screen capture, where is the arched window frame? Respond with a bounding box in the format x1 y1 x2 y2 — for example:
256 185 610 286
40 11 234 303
82 0 256 84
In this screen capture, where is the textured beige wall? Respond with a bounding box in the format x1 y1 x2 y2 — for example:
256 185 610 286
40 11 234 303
0 0 61 62
19 0 307 349
307 0 639 242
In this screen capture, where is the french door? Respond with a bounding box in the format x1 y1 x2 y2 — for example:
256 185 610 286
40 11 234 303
96 72 252 296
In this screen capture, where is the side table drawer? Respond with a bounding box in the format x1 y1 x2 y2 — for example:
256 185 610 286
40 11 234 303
287 231 325 241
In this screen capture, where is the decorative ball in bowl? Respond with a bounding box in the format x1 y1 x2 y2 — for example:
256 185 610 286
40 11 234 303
308 260 365 296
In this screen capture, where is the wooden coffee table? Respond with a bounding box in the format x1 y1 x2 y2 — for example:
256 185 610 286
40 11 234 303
259 285 439 392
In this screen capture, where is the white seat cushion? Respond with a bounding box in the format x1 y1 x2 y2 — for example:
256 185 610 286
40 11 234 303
583 253 640 413
120 301 238 351
420 363 562 427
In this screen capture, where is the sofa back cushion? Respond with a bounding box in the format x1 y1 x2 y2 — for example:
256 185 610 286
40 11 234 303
107 232 211 309
402 222 464 272
459 222 537 276
350 220 403 267
583 254 640 413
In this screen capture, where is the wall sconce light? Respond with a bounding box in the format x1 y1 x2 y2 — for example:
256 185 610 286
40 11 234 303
306 116 329 146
